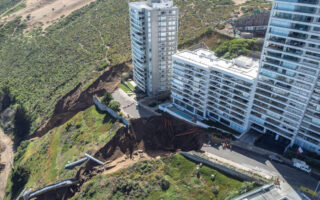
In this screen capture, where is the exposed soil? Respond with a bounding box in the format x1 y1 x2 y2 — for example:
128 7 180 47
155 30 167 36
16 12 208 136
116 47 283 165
34 114 208 200
0 0 97 30
0 129 14 200
34 62 131 138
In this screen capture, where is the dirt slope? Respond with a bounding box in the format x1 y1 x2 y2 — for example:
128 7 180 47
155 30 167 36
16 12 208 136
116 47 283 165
0 129 14 200
33 114 208 199
35 62 131 138
0 0 96 30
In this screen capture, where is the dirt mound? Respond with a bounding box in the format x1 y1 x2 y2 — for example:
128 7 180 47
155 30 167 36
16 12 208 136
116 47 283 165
35 63 131 137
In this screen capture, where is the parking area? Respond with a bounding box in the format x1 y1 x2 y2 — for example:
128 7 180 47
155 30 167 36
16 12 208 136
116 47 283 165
112 89 154 119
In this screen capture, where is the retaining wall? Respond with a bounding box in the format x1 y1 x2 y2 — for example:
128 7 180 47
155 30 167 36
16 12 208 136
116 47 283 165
180 152 264 184
93 96 129 126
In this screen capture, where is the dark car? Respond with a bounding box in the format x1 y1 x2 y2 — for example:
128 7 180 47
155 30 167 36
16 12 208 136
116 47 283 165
269 154 284 163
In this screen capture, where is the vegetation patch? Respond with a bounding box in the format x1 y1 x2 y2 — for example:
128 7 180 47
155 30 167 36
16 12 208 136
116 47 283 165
0 0 270 134
215 38 262 59
73 154 258 200
3 2 26 16
0 0 23 15
4 106 121 200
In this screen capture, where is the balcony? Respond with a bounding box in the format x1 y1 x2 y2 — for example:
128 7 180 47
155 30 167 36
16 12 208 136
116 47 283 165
286 40 305 49
282 54 299 62
285 47 303 56
269 36 286 44
288 32 307 40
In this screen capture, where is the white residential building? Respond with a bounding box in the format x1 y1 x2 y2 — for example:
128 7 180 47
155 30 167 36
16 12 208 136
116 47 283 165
129 0 178 96
171 49 259 133
251 0 320 153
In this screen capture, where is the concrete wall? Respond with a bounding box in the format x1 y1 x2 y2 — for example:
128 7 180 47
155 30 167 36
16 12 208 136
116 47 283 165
93 96 129 126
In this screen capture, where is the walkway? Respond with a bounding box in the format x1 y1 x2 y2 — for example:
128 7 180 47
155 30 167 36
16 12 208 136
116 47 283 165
112 89 155 119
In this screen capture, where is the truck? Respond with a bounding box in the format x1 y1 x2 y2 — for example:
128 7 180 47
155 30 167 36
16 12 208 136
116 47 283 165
292 158 311 173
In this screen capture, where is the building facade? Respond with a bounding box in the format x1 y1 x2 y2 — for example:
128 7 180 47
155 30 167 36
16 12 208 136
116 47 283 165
129 0 178 96
172 49 259 133
251 0 320 153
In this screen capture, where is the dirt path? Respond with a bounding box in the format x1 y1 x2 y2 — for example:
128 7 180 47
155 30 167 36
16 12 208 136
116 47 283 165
0 129 14 200
233 0 248 5
0 0 96 30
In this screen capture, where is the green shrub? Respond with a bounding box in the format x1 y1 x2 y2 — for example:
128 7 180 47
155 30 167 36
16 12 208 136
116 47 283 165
97 61 107 71
10 166 30 199
160 178 170 191
216 24 225 30
102 92 113 105
212 185 219 195
108 101 120 112
215 39 261 59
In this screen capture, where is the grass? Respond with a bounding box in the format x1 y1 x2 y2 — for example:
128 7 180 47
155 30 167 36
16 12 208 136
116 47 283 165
0 0 271 135
0 0 23 15
126 81 135 91
73 154 258 200
120 84 133 95
4 106 122 200
3 2 26 16
240 0 272 16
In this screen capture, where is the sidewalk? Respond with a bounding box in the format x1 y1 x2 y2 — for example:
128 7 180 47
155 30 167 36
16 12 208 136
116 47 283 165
201 146 302 200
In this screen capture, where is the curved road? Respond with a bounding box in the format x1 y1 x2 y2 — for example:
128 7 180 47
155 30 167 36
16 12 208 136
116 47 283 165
0 129 14 200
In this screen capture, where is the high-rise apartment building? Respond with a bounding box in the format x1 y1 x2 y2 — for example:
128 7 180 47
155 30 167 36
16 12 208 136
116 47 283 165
172 49 259 133
129 0 178 96
251 0 320 153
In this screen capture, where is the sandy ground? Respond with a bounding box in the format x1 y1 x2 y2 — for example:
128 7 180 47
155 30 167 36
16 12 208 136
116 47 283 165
0 129 14 200
103 151 169 175
0 0 96 30
233 0 248 5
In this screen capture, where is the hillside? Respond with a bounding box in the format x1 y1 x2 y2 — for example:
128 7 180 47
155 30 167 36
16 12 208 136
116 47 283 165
0 0 271 135
72 154 258 200
4 106 122 199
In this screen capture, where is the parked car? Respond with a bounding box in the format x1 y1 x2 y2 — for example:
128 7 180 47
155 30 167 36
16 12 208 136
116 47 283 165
269 154 284 163
292 158 311 173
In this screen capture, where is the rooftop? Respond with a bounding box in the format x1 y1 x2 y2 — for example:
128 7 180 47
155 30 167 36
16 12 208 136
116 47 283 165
174 49 259 81
129 0 174 9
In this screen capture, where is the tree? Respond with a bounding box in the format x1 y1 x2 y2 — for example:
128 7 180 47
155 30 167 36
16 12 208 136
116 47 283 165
13 105 31 144
11 166 30 199
108 101 120 112
215 39 257 59
102 92 113 105
1 86 14 111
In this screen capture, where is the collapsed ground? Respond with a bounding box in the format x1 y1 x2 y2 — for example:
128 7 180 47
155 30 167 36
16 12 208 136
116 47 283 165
9 105 258 200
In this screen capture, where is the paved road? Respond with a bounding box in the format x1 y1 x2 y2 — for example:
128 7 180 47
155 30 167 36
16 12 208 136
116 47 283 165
112 89 154 119
202 145 319 197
